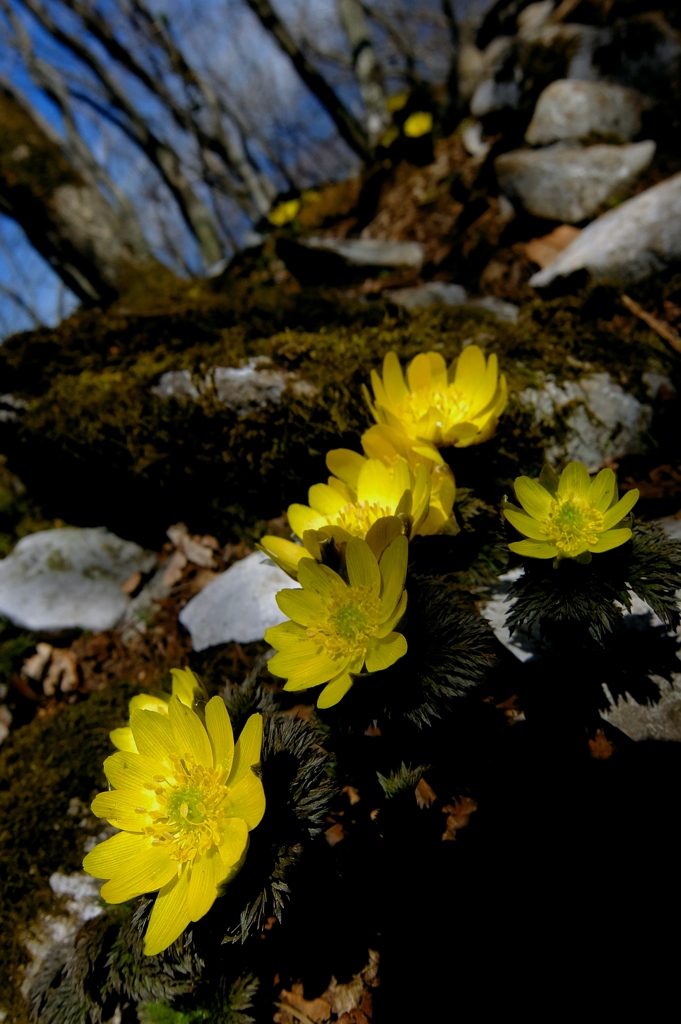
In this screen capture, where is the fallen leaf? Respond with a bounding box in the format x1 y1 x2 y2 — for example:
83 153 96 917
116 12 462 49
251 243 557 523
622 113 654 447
22 643 54 682
442 796 478 841
276 983 331 1024
524 224 581 268
325 823 346 847
415 777 437 809
341 785 361 805
588 729 615 760
120 571 142 595
161 548 187 587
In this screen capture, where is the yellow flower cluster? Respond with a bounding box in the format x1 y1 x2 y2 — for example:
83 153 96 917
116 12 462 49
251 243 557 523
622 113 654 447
261 345 506 706
84 669 264 956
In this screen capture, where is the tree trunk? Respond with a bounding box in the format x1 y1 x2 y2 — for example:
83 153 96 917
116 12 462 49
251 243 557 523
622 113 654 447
243 0 371 163
0 85 164 305
336 0 389 144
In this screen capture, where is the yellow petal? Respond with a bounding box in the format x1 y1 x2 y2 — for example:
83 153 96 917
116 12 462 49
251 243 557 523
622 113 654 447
276 588 326 625
382 351 409 406
219 816 250 869
601 489 639 531
326 449 365 489
557 462 591 499
224 771 266 829
103 750 163 792
168 695 212 766
377 589 407 637
129 692 170 716
186 847 226 922
468 352 499 415
144 872 190 956
508 539 559 559
317 670 355 708
346 538 381 593
357 458 395 508
503 509 548 540
109 727 138 753
426 351 448 389
258 536 306 578
287 504 328 539
453 345 486 395
84 832 175 901
364 515 405 560
228 713 263 788
91 790 153 831
370 368 388 408
268 645 339 688
205 695 234 774
298 558 345 598
171 667 205 707
378 535 408 619
407 352 435 393
365 632 407 672
264 620 309 649
308 483 346 516
587 469 616 513
514 477 553 520
130 709 175 770
589 528 632 553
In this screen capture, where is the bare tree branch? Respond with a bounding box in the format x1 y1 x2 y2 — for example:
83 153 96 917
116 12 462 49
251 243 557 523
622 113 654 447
335 0 389 144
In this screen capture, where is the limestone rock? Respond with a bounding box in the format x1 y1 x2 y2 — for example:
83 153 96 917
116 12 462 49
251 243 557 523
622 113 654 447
385 282 467 309
518 371 651 469
0 527 157 632
530 171 681 290
179 550 300 651
525 79 646 146
151 357 317 415
602 675 681 743
277 235 424 284
496 141 655 223
465 296 519 323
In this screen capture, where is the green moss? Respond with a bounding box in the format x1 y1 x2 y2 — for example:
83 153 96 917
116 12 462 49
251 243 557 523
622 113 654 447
0 282 676 547
0 681 142 1018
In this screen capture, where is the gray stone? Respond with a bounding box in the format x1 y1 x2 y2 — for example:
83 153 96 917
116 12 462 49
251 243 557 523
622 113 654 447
385 282 467 309
526 79 646 146
530 171 681 290
305 236 424 269
478 568 535 664
0 527 157 632
602 675 681 743
518 371 652 470
465 296 519 323
461 121 490 160
150 369 199 401
179 550 300 651
0 393 28 423
496 140 655 223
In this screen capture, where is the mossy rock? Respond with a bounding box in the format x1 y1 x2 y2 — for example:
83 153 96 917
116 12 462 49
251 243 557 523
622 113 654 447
0 277 677 548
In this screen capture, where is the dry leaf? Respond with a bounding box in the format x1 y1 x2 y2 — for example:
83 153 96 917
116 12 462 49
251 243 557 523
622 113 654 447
442 796 478 841
588 729 615 760
415 778 437 809
120 571 142 595
22 643 53 682
524 225 581 268
341 785 361 806
325 823 346 847
161 548 187 587
276 983 331 1024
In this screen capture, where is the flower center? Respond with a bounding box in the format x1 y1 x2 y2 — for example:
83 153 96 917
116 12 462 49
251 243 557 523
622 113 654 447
541 495 604 554
398 385 470 429
142 753 230 863
307 585 381 659
331 500 395 537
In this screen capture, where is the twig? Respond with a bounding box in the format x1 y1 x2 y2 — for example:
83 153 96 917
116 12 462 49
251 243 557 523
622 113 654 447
621 293 681 355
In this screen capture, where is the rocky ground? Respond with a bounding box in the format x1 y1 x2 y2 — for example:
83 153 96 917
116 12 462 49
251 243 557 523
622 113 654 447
3 2 681 1020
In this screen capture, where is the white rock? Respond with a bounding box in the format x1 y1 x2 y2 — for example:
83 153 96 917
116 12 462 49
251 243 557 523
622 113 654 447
0 527 157 632
179 551 300 651
150 369 199 401
518 371 651 470
602 674 681 743
526 79 646 146
151 358 317 415
530 171 681 290
496 140 655 223
478 568 535 663
465 296 519 323
385 282 467 309
305 236 424 269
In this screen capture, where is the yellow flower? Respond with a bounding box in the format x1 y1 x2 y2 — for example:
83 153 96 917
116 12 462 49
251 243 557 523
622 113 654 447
364 347 507 448
386 90 408 113
287 451 432 547
267 198 300 226
361 423 456 534
504 462 640 560
110 667 206 754
403 111 433 138
265 535 408 708
84 697 265 956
